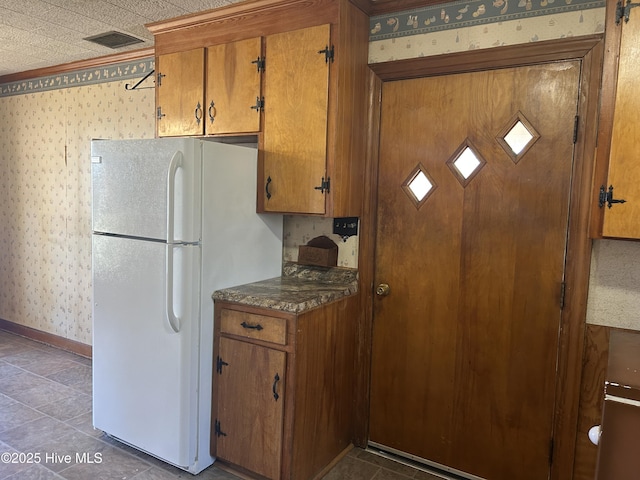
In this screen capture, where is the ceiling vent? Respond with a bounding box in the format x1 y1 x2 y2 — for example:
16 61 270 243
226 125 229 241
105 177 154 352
84 31 144 49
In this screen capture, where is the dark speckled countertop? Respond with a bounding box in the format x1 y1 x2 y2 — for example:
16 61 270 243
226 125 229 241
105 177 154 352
212 262 359 313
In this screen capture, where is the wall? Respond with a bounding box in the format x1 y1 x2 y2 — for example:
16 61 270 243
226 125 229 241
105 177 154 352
369 0 605 62
0 65 156 346
587 239 640 329
0 60 357 346
2 0 636 348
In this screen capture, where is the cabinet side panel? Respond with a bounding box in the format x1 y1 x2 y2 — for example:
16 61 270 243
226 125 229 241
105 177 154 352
327 1 369 217
290 294 360 479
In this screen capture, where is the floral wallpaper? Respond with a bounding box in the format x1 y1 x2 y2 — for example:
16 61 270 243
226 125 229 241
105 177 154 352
0 60 155 97
0 0 630 347
0 81 155 345
0 61 354 346
369 0 605 62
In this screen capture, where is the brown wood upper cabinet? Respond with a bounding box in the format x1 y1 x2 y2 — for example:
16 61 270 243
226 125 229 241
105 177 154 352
149 0 369 216
593 2 640 238
206 37 263 135
156 39 262 137
258 12 368 217
261 25 330 215
156 48 205 137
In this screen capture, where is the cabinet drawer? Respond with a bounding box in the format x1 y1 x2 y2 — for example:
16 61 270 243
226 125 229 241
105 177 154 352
220 309 287 345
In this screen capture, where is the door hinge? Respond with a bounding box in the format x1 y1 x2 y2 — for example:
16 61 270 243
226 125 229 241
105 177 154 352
318 45 335 63
157 72 166 87
252 56 266 72
616 0 640 24
599 185 627 209
573 116 579 144
214 419 227 437
156 107 165 120
250 96 265 112
549 437 554 465
216 355 229 374
560 282 566 310
314 177 330 194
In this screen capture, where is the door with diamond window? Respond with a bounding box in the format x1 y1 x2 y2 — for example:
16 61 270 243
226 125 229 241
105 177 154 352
369 62 580 480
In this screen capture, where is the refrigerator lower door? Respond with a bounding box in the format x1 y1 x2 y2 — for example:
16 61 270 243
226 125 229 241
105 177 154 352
92 234 201 470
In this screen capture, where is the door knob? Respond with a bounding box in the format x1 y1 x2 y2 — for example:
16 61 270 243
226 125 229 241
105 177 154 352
376 283 390 296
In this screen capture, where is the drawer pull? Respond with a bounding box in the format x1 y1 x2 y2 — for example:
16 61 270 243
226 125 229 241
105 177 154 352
272 373 280 401
240 321 263 331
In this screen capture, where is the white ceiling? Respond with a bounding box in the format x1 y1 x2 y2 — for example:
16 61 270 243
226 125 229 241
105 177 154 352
0 0 246 78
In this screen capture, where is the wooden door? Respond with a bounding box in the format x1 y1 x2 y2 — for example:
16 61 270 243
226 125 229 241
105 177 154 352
215 337 285 479
602 14 640 238
206 37 262 135
262 24 330 214
156 48 204 137
369 62 580 480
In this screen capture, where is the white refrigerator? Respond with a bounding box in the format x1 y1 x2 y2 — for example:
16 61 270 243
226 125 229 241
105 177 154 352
91 138 283 474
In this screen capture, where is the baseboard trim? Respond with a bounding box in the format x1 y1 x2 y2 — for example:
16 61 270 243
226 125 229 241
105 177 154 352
0 318 92 358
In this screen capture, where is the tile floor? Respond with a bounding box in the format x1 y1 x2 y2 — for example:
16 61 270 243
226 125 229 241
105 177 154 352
0 330 445 480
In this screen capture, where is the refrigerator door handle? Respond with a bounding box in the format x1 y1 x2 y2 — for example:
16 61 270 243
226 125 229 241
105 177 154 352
167 151 184 244
166 244 181 333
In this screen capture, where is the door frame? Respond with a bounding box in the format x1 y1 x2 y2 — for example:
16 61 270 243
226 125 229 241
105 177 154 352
355 34 604 480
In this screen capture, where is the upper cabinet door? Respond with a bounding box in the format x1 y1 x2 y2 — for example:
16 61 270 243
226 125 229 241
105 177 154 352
600 8 640 238
156 48 205 137
206 37 263 135
262 24 330 215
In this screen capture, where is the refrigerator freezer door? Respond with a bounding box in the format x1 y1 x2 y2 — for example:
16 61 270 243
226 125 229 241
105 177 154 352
91 138 201 242
92 234 201 469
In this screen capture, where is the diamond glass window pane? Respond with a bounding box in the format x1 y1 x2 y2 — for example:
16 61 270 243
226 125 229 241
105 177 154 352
504 120 534 155
408 170 432 202
446 139 487 187
453 147 481 179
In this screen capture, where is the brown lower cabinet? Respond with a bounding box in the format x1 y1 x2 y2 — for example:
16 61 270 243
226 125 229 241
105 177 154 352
211 295 359 479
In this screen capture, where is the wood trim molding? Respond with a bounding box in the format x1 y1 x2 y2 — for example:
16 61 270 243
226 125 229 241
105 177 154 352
147 0 338 34
368 0 448 16
369 34 603 80
0 47 154 84
0 318 92 358
573 325 609 480
358 33 605 479
354 68 382 446
552 35 604 480
150 0 341 56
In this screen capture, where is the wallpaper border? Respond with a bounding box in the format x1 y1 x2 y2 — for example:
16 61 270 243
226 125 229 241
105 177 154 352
0 58 154 98
369 0 606 40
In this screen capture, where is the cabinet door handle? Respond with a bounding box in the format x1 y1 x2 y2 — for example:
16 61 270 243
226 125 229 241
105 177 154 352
265 176 272 200
208 101 216 123
194 102 202 125
272 373 280 401
240 321 263 331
